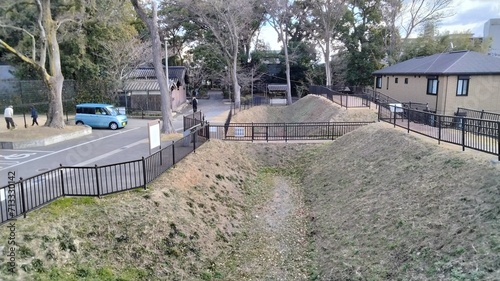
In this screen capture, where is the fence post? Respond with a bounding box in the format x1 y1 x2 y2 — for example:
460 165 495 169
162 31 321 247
94 165 101 198
19 178 27 218
59 164 65 196
252 123 254 142
284 123 288 142
171 141 175 165
393 107 396 128
438 115 442 145
407 109 410 133
266 126 269 142
142 157 147 190
331 123 335 140
193 129 197 153
461 118 466 152
377 104 381 122
497 122 500 161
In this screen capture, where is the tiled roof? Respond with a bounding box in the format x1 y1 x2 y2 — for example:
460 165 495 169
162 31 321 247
126 66 186 80
268 84 288 91
123 80 162 91
123 66 186 91
373 51 500 76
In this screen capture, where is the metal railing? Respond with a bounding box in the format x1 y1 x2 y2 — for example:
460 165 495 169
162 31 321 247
0 124 209 225
456 108 500 122
378 103 500 160
308 85 371 108
183 111 204 131
209 121 374 141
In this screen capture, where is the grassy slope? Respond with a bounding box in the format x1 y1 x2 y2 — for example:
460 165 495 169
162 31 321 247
295 122 500 280
0 95 498 280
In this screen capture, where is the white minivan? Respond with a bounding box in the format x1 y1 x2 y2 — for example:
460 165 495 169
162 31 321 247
75 103 128 130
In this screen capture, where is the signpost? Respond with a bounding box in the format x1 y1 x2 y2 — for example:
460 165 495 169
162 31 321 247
148 119 161 155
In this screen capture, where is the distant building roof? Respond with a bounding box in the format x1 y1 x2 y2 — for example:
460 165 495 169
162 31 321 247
268 84 288 92
125 66 186 80
123 66 186 91
373 51 500 76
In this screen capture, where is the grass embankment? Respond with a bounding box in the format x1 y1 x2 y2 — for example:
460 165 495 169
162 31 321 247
0 95 498 280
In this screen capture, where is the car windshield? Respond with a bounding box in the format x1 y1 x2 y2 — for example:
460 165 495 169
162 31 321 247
105 106 118 116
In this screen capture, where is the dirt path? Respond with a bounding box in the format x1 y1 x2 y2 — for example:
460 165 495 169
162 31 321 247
218 175 312 280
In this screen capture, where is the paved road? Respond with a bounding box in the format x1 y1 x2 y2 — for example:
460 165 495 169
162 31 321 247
0 90 230 187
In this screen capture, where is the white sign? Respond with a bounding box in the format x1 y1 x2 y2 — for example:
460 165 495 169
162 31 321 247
148 120 161 152
235 127 245 137
389 103 403 113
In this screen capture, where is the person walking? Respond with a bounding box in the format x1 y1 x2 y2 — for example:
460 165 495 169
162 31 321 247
4 105 15 130
30 105 39 126
192 97 198 113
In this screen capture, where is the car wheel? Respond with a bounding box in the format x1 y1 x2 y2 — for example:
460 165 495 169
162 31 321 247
76 121 84 125
109 122 118 130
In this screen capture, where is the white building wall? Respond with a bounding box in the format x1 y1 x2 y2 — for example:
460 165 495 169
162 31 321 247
484 18 500 57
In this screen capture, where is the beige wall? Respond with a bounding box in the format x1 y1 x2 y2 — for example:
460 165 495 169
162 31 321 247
374 75 438 110
440 75 500 115
130 87 187 111
374 74 500 115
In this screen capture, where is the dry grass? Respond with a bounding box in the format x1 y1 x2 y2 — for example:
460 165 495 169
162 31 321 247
0 96 498 280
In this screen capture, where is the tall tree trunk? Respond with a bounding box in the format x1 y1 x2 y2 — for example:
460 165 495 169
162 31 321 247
131 0 174 133
232 54 241 108
324 33 332 87
284 33 292 105
43 5 65 128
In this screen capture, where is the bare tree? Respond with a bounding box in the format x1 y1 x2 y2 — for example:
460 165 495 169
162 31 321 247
130 0 174 133
399 0 454 41
264 0 294 105
380 0 403 65
0 0 87 128
178 0 258 108
97 37 152 101
307 0 348 86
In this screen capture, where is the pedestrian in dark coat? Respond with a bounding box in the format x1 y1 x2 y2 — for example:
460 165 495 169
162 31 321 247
30 106 39 126
192 97 198 113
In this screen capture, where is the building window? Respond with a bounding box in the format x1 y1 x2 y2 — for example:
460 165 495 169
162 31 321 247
395 78 398 83
457 76 469 96
376 76 382 89
427 76 438 95
405 78 408 84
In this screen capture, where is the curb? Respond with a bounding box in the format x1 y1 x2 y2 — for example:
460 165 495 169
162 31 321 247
0 126 92 149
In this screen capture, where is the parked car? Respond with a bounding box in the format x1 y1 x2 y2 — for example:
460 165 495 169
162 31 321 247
75 103 127 130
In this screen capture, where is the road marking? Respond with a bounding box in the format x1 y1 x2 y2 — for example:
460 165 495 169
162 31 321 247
75 138 147 166
0 127 140 171
2 149 54 153
0 153 37 160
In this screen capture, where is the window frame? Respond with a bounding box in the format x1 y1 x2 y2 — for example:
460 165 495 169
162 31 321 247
456 75 470 96
375 76 382 89
426 76 438 95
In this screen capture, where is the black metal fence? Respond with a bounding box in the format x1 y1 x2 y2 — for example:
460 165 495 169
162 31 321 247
456 107 500 122
378 103 500 160
308 85 371 108
0 124 209 225
183 111 204 131
209 122 374 141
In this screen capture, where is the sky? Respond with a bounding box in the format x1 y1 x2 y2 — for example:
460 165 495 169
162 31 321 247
439 0 500 37
259 0 500 49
